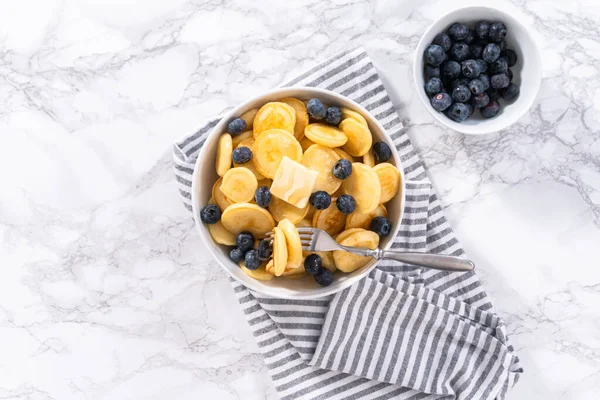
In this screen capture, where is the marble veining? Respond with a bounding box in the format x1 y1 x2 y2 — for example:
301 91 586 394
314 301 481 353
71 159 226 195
0 0 599 399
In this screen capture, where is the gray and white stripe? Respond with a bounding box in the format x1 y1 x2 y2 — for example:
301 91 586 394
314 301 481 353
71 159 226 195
173 47 522 399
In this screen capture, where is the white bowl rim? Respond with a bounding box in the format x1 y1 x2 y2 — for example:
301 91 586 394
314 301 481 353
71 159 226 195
412 5 543 135
191 86 406 299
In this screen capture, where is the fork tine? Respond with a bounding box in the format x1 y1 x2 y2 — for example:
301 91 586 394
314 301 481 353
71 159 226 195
300 240 312 246
301 245 311 250
296 227 314 233
299 234 312 239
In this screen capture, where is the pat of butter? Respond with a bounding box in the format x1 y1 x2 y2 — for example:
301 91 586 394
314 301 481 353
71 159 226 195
270 156 318 208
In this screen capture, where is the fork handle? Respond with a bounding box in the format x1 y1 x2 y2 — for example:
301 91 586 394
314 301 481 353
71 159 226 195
375 250 474 272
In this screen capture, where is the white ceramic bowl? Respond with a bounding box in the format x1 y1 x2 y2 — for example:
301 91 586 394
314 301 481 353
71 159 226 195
413 6 542 135
192 87 405 299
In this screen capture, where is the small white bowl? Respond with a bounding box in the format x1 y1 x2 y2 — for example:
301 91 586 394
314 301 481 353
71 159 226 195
191 87 406 299
413 6 542 135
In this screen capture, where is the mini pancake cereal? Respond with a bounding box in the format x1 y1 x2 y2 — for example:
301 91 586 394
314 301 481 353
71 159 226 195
199 96 401 287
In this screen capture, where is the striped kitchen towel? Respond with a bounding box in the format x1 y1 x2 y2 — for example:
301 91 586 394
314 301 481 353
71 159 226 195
173 47 522 399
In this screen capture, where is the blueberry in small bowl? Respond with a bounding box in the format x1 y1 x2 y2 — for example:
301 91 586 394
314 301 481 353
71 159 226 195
451 84 471 103
413 6 542 134
431 93 452 111
424 20 518 123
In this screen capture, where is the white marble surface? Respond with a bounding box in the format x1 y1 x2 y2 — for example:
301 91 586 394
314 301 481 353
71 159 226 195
1 0 599 399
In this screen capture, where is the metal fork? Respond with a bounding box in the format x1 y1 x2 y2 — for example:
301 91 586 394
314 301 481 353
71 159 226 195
291 227 474 272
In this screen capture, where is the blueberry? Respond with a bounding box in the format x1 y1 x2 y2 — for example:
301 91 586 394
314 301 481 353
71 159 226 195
257 239 273 261
424 44 445 66
236 231 254 253
480 100 501 118
489 22 507 42
498 40 507 52
476 59 488 73
432 33 452 51
461 59 481 79
471 92 490 108
450 42 470 61
229 247 245 263
487 88 501 101
424 65 441 80
490 57 508 74
227 118 247 136
464 29 475 44
200 204 221 224
452 84 471 103
470 43 484 59
370 216 392 237
442 61 461 79
336 195 356 215
448 23 469 41
372 141 392 163
244 249 261 270
502 49 518 67
491 73 510 89
307 98 326 119
254 186 272 208
446 102 473 122
325 106 342 125
478 74 491 91
310 191 331 210
232 146 252 164
501 83 520 103
425 77 444 96
314 268 334 286
507 68 513 81
474 21 491 41
440 51 449 64
431 92 453 111
333 159 352 179
468 79 485 95
482 43 501 63
452 78 470 89
304 254 322 275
